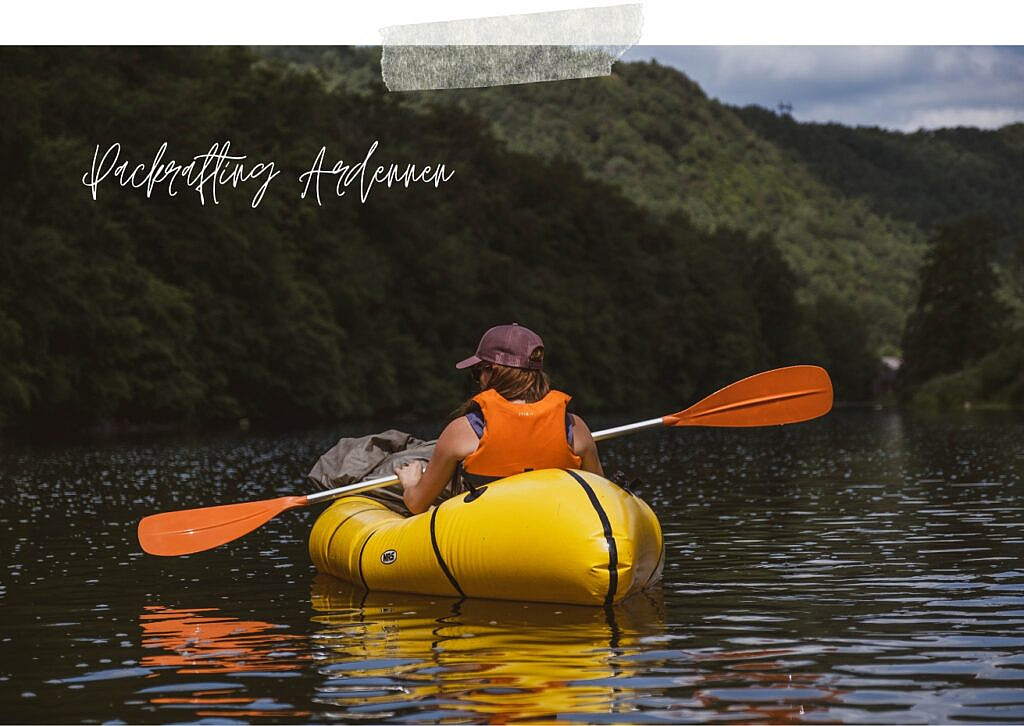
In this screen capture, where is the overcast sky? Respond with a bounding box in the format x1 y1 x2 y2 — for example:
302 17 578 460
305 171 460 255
622 46 1024 132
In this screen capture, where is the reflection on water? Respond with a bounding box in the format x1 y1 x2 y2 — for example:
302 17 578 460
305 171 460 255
2 410 1024 723
138 605 312 720
140 605 308 674
309 575 667 722
307 578 857 723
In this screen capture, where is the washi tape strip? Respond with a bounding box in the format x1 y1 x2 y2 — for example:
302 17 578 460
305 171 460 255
380 4 643 91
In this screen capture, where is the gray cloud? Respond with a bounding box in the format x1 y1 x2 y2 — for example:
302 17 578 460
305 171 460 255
621 46 1024 131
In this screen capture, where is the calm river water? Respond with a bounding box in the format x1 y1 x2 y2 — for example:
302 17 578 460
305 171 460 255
2 409 1023 724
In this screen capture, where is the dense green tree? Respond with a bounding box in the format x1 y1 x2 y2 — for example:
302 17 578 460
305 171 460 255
731 230 807 368
901 216 1010 391
735 107 1024 263
810 295 876 401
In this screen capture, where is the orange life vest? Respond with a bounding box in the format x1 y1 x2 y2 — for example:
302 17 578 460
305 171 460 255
461 389 583 479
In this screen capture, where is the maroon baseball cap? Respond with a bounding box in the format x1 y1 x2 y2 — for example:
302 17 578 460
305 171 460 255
455 324 545 370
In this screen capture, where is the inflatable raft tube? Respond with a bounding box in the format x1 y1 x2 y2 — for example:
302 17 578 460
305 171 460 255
309 468 664 606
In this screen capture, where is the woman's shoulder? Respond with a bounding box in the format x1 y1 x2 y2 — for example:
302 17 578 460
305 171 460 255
568 412 594 435
439 415 481 458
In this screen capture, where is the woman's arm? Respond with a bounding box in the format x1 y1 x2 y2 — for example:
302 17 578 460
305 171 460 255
395 416 479 514
571 414 604 476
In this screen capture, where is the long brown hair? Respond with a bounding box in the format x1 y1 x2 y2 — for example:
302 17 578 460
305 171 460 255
449 364 552 420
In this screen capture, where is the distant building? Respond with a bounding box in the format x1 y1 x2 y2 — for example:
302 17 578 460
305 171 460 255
874 356 902 397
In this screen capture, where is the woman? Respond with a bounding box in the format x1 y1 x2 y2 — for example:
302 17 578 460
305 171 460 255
395 323 604 514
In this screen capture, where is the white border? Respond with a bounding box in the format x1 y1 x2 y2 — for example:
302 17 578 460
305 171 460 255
3 0 1020 44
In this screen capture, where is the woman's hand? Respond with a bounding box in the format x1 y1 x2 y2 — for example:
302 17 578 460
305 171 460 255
394 460 426 490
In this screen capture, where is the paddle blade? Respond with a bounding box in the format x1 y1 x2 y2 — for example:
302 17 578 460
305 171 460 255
137 495 308 556
665 365 833 428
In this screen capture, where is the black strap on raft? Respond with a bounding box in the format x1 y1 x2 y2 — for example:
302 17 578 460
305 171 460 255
356 531 376 591
563 469 619 606
430 504 465 597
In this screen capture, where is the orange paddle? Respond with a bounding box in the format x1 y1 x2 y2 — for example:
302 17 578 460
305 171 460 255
138 365 832 556
671 363 832 427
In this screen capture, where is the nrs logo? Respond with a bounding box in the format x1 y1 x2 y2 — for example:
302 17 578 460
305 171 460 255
380 549 398 565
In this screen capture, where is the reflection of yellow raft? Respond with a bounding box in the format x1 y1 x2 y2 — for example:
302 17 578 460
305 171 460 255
309 469 664 605
310 576 667 721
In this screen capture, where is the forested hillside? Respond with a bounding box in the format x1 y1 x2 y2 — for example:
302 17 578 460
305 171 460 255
0 46 870 433
271 48 1023 355
437 62 929 350
735 106 1024 258
1 46 1019 434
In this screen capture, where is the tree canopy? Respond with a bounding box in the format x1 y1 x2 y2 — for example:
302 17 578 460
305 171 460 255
1 46 1019 433
901 216 1010 390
